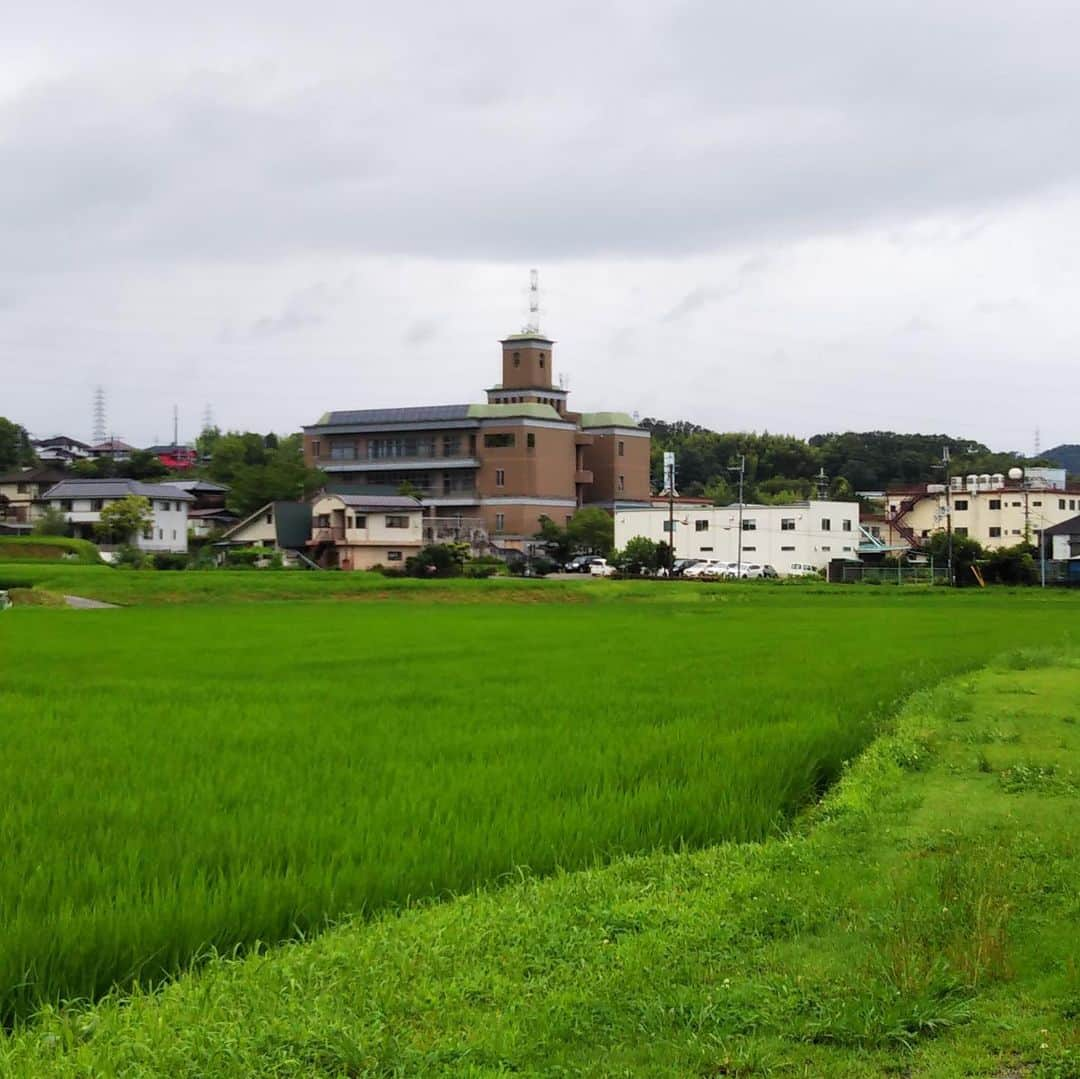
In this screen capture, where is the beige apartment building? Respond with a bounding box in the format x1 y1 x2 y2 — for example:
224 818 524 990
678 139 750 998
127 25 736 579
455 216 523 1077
303 327 651 548
308 493 424 569
877 469 1080 552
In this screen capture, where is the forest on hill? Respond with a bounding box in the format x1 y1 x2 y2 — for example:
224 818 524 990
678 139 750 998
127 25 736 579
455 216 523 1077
642 419 1063 504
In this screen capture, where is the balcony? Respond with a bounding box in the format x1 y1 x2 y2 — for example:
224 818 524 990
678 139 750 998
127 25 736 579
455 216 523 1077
309 526 346 544
574 469 594 484
317 457 480 472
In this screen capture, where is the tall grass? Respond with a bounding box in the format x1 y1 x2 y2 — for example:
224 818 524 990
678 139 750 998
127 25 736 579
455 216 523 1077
0 593 1075 1022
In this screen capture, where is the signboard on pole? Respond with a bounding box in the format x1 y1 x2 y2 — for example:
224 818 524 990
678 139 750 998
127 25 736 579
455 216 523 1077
663 451 675 491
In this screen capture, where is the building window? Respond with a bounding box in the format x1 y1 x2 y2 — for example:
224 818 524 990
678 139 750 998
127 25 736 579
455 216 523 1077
663 520 675 532
513 352 520 367
176 502 183 512
699 546 713 552
527 433 535 449
781 545 795 551
617 475 625 492
442 436 460 457
781 518 795 530
172 530 177 540
821 545 831 552
742 519 756 530
821 518 831 531
387 550 403 561
265 513 272 524
1072 500 1077 511
159 501 171 512
484 433 515 448
618 440 625 457
539 354 545 368
495 469 505 487
742 546 756 552
1033 500 1042 507
60 500 72 512
16 482 27 494
355 515 367 529
1012 501 1022 508
90 499 103 511
1060 499 1067 510
842 519 852 532
385 515 409 528
988 499 1001 510
469 435 477 455
495 513 505 531
955 527 969 537
158 529 163 540
842 546 851 552
989 527 1002 538
695 520 709 532
329 443 357 460
954 499 968 510
314 514 330 528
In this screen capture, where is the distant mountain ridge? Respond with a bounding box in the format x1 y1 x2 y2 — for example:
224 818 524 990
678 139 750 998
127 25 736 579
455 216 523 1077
1045 445 1080 474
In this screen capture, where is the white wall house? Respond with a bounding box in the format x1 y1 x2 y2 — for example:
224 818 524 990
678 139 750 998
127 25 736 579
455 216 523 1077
308 493 423 570
42 480 193 553
615 499 861 574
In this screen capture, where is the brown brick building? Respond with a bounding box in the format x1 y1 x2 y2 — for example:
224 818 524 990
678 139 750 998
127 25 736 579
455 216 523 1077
302 328 651 548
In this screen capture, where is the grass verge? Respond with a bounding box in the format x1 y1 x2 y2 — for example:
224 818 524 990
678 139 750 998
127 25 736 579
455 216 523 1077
1 651 1077 1076
0 537 100 564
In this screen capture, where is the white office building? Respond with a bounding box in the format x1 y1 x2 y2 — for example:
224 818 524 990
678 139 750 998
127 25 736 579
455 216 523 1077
614 499 861 574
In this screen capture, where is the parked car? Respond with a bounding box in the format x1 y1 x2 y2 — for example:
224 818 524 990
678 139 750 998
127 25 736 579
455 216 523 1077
700 561 739 578
565 554 605 573
671 559 701 577
740 563 766 579
787 563 821 577
683 559 721 578
588 558 616 577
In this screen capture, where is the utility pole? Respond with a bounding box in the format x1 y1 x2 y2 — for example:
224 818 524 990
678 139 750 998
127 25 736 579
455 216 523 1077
664 452 676 571
943 446 953 587
729 454 746 579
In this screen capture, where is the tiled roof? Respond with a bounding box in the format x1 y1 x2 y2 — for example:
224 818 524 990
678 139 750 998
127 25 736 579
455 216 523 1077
42 480 195 500
334 494 422 509
0 467 70 484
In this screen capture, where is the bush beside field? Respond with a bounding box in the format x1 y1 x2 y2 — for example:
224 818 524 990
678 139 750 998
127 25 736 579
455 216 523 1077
0 535 101 564
2 654 1076 1076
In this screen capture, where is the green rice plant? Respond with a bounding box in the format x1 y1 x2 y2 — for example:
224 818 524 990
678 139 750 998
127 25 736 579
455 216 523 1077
0 590 1078 1023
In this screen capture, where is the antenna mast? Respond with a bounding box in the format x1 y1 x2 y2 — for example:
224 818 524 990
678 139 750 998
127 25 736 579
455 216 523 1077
92 386 107 444
173 404 179 447
524 268 540 334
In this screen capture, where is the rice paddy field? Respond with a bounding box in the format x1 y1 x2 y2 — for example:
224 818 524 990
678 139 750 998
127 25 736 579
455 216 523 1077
0 573 1077 1028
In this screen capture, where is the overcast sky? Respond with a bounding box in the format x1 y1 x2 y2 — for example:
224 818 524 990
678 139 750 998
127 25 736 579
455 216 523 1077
2 1 1078 451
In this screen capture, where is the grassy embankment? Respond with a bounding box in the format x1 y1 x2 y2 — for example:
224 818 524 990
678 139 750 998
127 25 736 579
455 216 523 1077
0 591 1077 1026
2 650 1076 1076
0 537 100 565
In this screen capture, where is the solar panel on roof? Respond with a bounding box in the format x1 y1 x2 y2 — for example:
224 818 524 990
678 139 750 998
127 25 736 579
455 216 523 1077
323 405 472 426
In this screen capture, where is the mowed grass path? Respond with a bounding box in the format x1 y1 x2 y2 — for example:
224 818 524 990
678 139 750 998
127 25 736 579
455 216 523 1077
0 593 1075 1022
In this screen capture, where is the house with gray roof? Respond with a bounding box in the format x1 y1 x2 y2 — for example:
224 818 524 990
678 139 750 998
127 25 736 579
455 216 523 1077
217 501 314 559
42 479 194 553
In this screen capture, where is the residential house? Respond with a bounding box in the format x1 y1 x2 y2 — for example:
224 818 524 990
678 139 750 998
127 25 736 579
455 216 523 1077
0 468 71 526
162 480 237 536
146 444 199 470
217 502 313 557
614 500 861 575
308 493 423 570
31 436 93 465
42 479 193 552
303 310 652 550
1044 515 1080 561
90 439 137 462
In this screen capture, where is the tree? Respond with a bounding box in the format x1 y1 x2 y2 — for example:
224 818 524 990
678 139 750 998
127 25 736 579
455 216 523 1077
926 530 984 587
567 507 614 556
0 418 35 471
534 515 574 564
617 536 659 575
33 506 70 536
125 450 169 480
206 432 324 516
95 495 153 545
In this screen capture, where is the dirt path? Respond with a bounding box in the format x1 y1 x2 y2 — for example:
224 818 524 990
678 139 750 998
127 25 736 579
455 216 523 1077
63 595 120 609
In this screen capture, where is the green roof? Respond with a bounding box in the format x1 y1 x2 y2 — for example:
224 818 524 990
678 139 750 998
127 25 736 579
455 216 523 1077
467 403 564 421
580 412 639 429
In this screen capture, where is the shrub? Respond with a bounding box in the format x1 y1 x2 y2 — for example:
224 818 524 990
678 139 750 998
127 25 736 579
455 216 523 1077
32 507 70 537
406 544 466 578
152 552 189 571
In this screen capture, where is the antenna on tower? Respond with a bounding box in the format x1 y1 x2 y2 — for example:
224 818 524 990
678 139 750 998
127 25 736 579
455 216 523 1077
172 404 179 447
814 467 829 500
201 403 215 434
523 268 540 334
92 386 107 444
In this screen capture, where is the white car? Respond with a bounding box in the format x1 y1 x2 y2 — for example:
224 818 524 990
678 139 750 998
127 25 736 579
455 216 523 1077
683 559 722 578
787 563 821 577
588 558 617 577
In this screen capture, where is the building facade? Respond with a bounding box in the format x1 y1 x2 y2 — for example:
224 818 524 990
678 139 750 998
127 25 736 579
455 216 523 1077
307 493 423 569
42 479 193 552
615 500 861 574
0 468 70 526
303 327 651 548
879 471 1080 552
